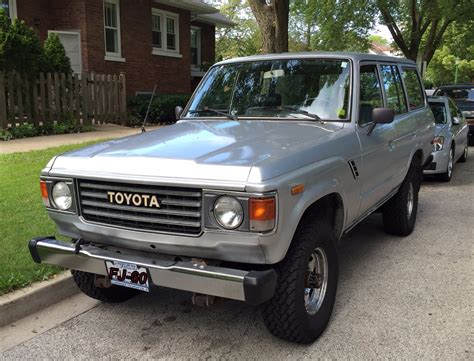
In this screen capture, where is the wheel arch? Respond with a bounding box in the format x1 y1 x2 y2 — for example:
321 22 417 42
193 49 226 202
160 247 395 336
294 192 345 244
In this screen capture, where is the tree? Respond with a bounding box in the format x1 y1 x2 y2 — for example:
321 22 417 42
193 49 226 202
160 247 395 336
426 20 474 85
211 0 262 60
289 0 377 52
0 10 43 75
41 33 72 74
248 0 289 53
376 0 474 68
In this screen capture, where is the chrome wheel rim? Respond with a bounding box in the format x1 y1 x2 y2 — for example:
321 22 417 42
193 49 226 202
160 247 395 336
447 150 453 177
407 182 414 220
304 247 328 315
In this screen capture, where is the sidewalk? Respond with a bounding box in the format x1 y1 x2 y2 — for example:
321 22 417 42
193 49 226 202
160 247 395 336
0 124 159 154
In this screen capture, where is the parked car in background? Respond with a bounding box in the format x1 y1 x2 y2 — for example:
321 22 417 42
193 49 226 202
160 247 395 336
434 84 474 143
424 96 469 181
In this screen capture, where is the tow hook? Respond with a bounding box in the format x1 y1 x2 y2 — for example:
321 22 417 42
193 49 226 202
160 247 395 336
192 293 217 307
190 258 217 307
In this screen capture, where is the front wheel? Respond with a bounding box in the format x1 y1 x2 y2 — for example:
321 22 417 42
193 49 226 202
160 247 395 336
458 144 468 163
261 219 338 344
438 147 454 182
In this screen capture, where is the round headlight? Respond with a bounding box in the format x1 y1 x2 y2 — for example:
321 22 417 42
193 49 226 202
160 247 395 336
214 196 243 229
52 182 72 210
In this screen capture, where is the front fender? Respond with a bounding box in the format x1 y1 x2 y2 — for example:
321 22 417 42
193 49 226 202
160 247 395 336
249 156 356 264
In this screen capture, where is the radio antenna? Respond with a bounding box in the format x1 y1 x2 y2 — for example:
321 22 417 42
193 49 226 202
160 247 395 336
141 84 157 133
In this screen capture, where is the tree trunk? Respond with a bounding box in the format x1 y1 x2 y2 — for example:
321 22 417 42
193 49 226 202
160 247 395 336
248 0 289 54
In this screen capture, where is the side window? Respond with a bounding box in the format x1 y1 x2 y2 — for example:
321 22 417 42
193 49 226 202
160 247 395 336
448 99 462 124
359 64 383 125
380 65 407 115
402 67 425 110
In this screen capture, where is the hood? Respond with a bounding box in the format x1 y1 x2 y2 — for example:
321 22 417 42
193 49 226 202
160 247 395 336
49 120 344 186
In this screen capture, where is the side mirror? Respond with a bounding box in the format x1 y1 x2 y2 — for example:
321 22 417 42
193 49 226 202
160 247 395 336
367 107 395 135
452 116 460 125
372 107 395 124
175 106 183 120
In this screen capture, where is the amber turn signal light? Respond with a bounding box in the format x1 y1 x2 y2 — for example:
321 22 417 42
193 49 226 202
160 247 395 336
40 180 50 207
249 197 276 232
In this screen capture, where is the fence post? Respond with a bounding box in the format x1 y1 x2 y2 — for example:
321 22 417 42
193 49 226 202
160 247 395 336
32 77 40 126
54 73 60 121
0 72 7 129
24 76 31 123
81 72 90 125
119 72 126 125
15 73 23 125
7 74 14 123
73 73 80 123
39 73 46 124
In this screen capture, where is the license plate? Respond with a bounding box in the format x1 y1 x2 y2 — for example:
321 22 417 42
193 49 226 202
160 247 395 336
105 260 150 292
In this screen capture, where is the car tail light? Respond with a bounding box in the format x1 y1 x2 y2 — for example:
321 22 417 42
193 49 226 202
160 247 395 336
40 180 50 207
249 197 276 232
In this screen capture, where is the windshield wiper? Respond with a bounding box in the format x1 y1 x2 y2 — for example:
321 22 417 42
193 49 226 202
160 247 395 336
279 106 324 123
189 108 238 121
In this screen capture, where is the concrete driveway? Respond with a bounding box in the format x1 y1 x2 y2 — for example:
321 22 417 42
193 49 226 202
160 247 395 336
2 150 473 359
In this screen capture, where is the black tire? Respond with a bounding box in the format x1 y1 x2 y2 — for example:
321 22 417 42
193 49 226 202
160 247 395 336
458 144 468 163
261 219 338 344
71 270 139 303
438 147 454 182
382 165 419 236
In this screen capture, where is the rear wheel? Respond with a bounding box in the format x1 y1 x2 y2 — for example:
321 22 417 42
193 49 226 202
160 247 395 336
438 147 454 182
72 270 139 303
382 165 419 236
261 219 338 344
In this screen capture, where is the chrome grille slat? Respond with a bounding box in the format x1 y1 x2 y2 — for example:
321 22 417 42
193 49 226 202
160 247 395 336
82 209 201 228
78 179 202 235
81 200 201 217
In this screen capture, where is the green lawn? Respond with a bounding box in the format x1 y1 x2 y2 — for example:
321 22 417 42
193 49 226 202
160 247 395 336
0 140 107 295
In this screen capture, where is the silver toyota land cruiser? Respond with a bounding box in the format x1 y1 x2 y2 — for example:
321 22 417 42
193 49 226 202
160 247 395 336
29 52 434 344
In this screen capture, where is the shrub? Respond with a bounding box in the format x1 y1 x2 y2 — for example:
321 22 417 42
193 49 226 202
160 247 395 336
0 11 43 76
41 33 72 74
127 93 191 126
8 123 39 138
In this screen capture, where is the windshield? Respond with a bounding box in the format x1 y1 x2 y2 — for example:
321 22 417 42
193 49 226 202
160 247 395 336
439 88 474 102
184 58 351 121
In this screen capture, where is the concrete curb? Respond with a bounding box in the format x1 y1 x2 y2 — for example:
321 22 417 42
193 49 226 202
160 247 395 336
0 272 79 327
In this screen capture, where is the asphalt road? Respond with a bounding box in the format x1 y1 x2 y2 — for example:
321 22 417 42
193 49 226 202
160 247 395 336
2 149 473 360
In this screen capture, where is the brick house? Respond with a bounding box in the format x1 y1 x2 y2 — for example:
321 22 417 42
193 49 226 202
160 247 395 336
1 0 233 95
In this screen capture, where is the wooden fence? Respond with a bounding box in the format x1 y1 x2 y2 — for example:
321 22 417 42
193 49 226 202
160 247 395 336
0 72 127 129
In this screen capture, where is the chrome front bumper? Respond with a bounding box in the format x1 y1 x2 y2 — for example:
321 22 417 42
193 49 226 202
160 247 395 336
29 237 277 305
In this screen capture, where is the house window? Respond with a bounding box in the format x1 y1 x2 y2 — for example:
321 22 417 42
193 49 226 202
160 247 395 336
151 9 180 57
152 14 162 48
104 0 122 58
0 0 17 19
191 27 201 68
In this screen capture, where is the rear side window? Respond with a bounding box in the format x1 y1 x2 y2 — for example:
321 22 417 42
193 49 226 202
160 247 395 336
429 102 447 124
359 64 383 125
380 65 407 115
402 67 425 110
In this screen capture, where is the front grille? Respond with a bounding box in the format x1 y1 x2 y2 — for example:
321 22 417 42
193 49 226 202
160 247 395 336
78 179 202 235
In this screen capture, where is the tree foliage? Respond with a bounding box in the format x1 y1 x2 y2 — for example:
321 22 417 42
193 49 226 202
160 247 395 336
376 0 474 66
41 33 72 74
0 10 43 75
426 20 474 85
290 0 377 52
211 0 262 60
0 11 72 75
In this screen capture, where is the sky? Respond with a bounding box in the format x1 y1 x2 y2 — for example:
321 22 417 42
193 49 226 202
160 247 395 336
371 23 393 42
